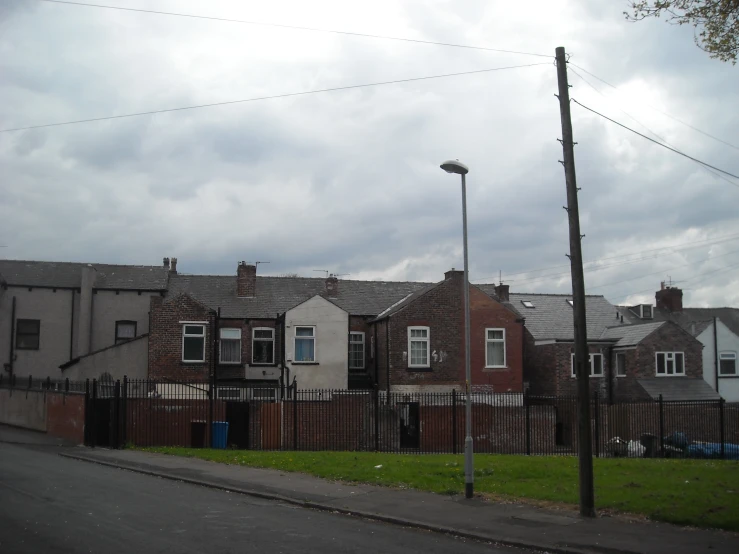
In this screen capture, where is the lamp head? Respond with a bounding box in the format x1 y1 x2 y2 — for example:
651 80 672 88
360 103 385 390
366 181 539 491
440 159 469 175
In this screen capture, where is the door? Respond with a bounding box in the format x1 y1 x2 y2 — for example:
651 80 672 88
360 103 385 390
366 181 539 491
399 402 420 449
226 401 250 449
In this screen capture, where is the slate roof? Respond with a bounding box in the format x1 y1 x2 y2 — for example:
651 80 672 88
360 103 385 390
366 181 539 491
168 274 430 319
618 305 739 338
599 321 665 347
0 259 170 290
371 282 443 322
637 377 721 401
479 291 624 341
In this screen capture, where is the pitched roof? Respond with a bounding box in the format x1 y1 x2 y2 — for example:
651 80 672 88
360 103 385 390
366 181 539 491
370 282 443 322
637 378 721 401
618 305 739 338
0 259 170 290
600 321 665 347
168 274 429 319
483 292 623 341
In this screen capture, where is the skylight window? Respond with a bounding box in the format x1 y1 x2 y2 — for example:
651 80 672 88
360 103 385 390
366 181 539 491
566 299 574 307
521 300 535 309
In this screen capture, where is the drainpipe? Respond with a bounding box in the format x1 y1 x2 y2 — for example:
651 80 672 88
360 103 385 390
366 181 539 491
8 296 16 379
607 345 614 405
714 317 720 396
385 320 390 397
69 290 75 360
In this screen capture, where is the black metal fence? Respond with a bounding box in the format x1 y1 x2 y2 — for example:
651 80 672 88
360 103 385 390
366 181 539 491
2 376 737 458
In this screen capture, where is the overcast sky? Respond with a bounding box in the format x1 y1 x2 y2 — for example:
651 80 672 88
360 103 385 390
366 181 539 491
1 0 738 308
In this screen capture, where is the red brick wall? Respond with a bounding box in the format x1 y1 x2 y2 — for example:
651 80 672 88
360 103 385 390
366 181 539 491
46 392 85 444
125 398 226 447
382 276 524 391
216 318 280 379
148 295 215 381
376 320 389 391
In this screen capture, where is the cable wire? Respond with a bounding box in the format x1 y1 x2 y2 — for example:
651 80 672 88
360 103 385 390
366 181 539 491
570 63 739 152
572 99 739 183
34 0 552 58
0 62 550 133
568 67 738 188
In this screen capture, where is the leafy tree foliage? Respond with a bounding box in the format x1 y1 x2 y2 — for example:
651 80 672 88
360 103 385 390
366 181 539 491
626 1 739 63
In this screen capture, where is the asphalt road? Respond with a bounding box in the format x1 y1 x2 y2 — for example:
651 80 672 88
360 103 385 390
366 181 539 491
0 442 528 554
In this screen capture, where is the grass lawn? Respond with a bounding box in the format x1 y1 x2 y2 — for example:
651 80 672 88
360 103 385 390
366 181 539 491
139 448 739 532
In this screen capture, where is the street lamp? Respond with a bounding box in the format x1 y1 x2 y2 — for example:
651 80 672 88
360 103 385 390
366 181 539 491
440 159 473 499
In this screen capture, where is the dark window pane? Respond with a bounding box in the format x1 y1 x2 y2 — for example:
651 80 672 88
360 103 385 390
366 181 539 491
220 339 240 363
183 336 204 361
675 353 684 374
17 320 40 334
184 325 204 335
253 340 274 364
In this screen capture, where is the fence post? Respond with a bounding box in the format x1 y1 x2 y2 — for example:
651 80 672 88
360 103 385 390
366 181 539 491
28 375 32 389
122 376 128 448
719 398 725 460
91 379 98 449
65 378 69 393
374 386 380 452
11 373 16 388
524 389 531 456
208 374 214 448
84 379 90 445
292 383 298 451
658 394 664 457
113 380 121 449
452 389 458 455
593 391 600 458
46 376 51 390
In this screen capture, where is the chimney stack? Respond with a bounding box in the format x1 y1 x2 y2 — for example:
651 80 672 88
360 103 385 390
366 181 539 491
237 262 257 297
444 268 464 280
655 283 683 312
325 274 339 297
170 257 177 273
163 257 170 269
494 283 510 302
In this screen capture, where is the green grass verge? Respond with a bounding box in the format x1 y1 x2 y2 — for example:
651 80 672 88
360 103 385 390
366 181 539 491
138 447 739 532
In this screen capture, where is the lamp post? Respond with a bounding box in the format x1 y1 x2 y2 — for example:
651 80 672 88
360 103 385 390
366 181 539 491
440 159 473 499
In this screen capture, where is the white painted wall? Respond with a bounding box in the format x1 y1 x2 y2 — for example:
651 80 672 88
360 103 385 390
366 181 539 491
285 295 348 390
699 319 739 403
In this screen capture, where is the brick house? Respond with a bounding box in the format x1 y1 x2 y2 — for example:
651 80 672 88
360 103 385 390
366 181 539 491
618 282 739 402
372 270 525 394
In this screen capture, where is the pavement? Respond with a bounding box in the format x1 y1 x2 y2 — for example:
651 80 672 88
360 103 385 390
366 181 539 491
2 425 737 554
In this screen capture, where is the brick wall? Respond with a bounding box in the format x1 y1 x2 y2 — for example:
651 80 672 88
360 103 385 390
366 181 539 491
382 275 524 392
46 391 85 444
125 398 226 447
148 294 215 381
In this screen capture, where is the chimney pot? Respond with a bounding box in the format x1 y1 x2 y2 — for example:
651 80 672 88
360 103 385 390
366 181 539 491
170 257 177 273
325 274 339 297
163 257 170 269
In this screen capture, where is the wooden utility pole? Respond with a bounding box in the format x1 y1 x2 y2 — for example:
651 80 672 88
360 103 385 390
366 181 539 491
555 46 595 518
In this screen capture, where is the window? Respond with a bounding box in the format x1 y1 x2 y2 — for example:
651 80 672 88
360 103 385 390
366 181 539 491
182 324 206 363
219 328 241 364
349 332 365 370
115 320 137 344
719 352 737 376
571 353 604 377
566 299 574 307
408 327 430 368
655 352 685 376
294 326 316 363
616 353 626 377
485 328 506 368
16 319 40 350
521 300 535 309
252 328 274 364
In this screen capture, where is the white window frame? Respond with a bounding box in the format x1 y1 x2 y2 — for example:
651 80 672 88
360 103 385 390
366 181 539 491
182 323 206 363
571 353 604 377
252 327 275 365
521 300 535 309
219 328 242 365
484 328 506 368
293 325 316 363
655 351 685 376
407 326 430 368
615 352 627 377
349 332 365 370
719 351 737 376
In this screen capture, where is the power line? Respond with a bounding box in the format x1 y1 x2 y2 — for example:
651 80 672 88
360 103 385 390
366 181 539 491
570 63 739 152
34 0 552 58
471 232 739 282
0 62 550 133
568 67 738 188
586 248 739 291
572 99 739 183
